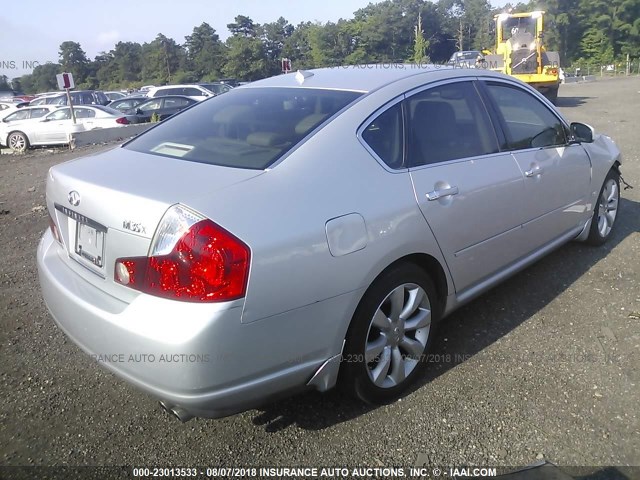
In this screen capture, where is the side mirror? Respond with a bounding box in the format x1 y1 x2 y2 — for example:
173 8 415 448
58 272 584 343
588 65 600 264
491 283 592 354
570 122 594 143
136 108 143 115
41 117 50 122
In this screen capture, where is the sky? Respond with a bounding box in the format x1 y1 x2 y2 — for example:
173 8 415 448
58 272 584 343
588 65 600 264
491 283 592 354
0 0 510 79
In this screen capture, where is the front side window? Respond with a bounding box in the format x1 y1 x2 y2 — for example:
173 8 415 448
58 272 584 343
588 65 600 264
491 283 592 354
139 99 162 112
125 87 362 169
80 93 95 104
30 108 49 118
164 98 190 108
46 96 66 105
5 110 29 121
47 108 71 121
407 81 499 166
75 108 96 119
361 103 404 169
485 83 567 149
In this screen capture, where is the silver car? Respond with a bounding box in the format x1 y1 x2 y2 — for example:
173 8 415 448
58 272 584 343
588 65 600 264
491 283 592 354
3 105 130 152
37 66 623 421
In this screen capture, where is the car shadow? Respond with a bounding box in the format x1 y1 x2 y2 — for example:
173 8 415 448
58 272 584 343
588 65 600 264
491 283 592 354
572 465 636 479
556 96 591 107
249 197 639 432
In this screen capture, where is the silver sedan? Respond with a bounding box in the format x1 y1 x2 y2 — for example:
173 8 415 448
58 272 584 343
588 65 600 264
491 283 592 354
37 66 623 420
3 105 130 152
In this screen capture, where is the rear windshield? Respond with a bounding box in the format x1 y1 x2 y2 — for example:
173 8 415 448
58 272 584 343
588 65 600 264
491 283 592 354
124 87 362 169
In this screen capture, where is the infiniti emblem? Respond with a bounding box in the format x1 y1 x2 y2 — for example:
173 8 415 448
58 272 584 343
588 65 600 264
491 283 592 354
68 191 80 207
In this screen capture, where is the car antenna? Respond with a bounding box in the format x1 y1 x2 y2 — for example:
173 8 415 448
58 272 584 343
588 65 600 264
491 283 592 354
295 70 314 85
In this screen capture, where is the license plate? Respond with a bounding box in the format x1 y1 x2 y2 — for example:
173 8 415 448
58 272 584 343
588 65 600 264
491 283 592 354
75 221 106 268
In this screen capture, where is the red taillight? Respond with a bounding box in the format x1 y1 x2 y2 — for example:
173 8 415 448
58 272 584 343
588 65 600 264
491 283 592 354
115 117 129 125
115 219 250 303
48 211 62 244
549 68 558 75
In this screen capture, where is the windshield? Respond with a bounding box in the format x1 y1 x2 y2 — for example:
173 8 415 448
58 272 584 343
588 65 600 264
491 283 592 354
503 17 537 39
125 87 362 169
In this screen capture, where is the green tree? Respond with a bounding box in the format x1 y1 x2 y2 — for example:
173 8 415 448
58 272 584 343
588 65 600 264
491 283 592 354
227 15 258 37
224 36 267 80
59 41 89 85
0 75 11 91
10 77 23 92
185 23 225 80
261 17 295 75
413 12 430 63
141 34 185 84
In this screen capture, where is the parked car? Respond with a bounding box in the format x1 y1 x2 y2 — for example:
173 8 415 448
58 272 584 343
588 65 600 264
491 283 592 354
1 105 62 123
447 50 483 68
0 101 30 121
139 85 155 94
124 95 197 123
37 66 623 421
33 90 110 107
2 105 128 151
199 82 233 95
105 91 127 101
0 102 18 118
106 96 149 113
145 84 213 101
29 94 63 106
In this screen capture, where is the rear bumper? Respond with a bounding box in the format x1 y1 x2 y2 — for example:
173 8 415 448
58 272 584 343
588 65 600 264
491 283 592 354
37 230 355 418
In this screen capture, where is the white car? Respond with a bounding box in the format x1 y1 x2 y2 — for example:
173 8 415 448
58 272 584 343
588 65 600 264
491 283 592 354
146 84 213 102
1 105 62 124
105 91 127 101
29 94 63 106
2 105 130 152
0 102 18 119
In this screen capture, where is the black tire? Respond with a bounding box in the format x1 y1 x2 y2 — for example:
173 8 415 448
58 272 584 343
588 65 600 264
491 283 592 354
7 131 29 153
586 169 620 246
339 263 440 404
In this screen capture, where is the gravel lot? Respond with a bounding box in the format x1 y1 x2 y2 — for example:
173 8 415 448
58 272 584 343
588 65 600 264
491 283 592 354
1 77 639 476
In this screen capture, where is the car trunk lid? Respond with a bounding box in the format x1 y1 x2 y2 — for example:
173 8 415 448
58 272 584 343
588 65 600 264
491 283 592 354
46 146 263 302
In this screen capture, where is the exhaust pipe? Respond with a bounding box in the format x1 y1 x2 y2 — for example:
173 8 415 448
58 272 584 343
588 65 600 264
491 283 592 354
159 401 195 423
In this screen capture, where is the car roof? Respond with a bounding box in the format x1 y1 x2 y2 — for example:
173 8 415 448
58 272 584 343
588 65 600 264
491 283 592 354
142 95 194 100
242 64 504 93
152 85 205 90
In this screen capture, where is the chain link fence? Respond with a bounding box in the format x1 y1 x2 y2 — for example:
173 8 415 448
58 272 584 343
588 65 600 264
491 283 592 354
565 59 640 78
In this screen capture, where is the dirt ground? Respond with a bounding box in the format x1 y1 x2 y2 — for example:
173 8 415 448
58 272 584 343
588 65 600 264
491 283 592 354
0 77 639 477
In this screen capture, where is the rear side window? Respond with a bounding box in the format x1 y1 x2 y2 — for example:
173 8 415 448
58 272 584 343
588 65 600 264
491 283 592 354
155 89 177 97
484 83 567 149
361 103 404 169
125 88 362 169
140 99 162 111
183 88 204 97
30 108 49 118
75 108 96 118
164 97 191 108
407 81 499 166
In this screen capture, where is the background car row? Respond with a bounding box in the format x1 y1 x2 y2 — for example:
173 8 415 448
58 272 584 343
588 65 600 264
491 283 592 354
0 82 234 151
0 105 131 152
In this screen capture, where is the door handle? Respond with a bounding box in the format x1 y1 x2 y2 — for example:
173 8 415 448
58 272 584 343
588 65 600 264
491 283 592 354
426 186 459 201
525 166 543 177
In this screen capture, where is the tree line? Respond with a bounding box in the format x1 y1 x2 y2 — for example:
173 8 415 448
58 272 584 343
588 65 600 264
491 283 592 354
8 0 640 93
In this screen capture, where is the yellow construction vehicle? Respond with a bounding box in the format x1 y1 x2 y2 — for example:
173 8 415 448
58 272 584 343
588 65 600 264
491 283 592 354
481 11 561 104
